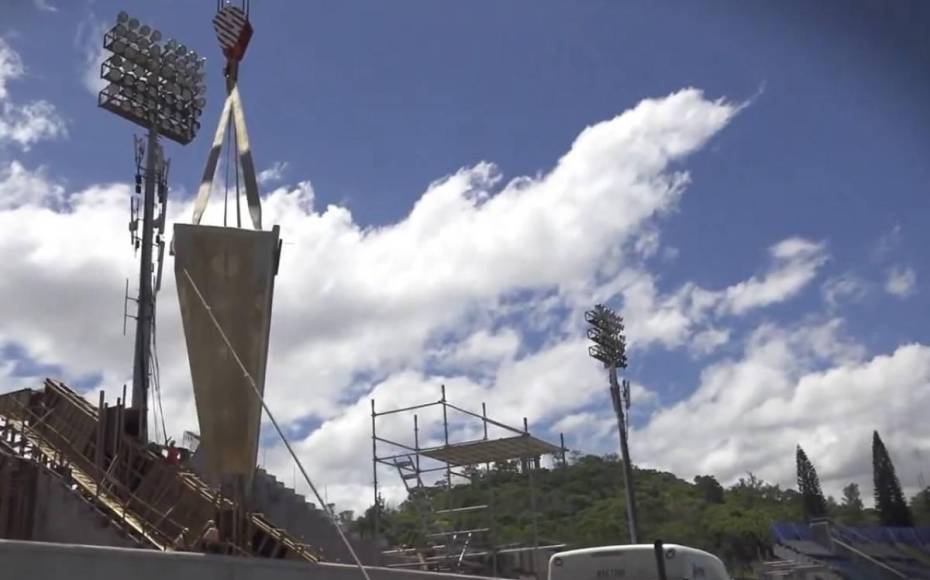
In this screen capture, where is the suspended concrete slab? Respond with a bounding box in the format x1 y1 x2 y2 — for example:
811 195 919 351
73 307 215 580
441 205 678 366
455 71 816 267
173 223 281 493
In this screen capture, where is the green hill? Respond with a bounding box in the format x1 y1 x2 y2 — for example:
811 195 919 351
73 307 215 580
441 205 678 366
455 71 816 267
353 453 930 575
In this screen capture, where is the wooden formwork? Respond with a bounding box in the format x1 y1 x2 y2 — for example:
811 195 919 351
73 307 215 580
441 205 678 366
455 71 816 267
0 380 318 563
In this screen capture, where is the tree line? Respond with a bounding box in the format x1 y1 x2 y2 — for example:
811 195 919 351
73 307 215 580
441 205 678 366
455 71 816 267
352 436 930 576
797 430 925 527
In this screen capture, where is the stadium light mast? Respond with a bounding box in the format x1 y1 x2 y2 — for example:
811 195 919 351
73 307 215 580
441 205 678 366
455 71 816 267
98 11 206 442
586 303 639 543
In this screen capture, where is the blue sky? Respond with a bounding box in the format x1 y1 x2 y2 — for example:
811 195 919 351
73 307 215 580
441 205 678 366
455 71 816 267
1 0 929 511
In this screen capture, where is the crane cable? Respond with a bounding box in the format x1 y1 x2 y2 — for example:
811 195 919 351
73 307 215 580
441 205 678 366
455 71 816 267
233 117 242 228
221 89 243 228
223 116 232 227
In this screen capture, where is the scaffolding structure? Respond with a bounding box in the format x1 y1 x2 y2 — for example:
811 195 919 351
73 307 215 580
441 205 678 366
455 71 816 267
371 385 568 575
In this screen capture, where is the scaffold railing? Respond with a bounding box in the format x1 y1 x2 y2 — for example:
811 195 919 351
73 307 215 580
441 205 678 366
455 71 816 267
370 385 567 574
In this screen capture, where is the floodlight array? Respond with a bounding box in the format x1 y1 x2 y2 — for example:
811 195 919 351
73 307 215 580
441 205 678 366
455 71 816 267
98 11 206 145
585 304 628 368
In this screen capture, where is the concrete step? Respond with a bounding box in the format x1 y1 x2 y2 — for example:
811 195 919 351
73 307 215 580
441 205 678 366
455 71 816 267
250 468 380 565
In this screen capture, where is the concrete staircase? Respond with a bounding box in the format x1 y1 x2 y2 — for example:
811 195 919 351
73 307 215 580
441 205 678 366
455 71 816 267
251 466 380 565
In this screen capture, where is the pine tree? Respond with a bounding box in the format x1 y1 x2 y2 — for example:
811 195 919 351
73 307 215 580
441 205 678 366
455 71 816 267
796 445 828 519
872 431 914 527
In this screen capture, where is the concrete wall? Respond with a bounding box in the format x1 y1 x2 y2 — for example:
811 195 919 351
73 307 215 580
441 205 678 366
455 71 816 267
0 539 498 580
30 468 137 548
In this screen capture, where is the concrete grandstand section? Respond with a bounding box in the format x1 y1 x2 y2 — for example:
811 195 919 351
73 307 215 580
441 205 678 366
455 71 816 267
0 538 494 580
251 466 381 564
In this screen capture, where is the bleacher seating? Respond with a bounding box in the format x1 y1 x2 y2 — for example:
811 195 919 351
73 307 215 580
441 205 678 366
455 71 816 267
771 522 930 580
772 522 814 543
856 526 930 548
783 539 833 558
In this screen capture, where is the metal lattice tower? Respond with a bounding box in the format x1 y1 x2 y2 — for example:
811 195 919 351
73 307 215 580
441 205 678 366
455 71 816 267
98 11 206 442
586 303 639 543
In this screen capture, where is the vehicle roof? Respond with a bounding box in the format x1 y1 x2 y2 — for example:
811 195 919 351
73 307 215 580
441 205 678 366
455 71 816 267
552 544 717 559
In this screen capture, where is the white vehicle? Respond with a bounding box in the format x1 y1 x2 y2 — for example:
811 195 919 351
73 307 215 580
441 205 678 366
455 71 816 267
548 543 731 580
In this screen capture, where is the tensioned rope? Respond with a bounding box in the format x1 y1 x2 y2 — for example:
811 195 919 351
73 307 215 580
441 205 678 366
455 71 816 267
150 304 168 444
181 268 372 580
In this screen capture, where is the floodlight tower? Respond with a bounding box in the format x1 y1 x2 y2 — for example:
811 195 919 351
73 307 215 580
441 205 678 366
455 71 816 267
585 303 639 543
98 11 206 442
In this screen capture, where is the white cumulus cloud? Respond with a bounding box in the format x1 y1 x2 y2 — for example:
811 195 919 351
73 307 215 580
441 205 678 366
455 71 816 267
885 266 917 298
258 161 288 185
0 38 25 100
0 161 64 210
0 88 745 513
74 17 108 97
719 237 828 315
634 318 929 504
3 78 923 516
600 237 829 353
0 38 66 149
34 0 58 12
822 273 868 310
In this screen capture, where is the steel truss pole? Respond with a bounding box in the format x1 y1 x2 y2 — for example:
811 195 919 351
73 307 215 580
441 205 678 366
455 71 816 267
609 363 639 543
371 398 379 560
131 123 159 443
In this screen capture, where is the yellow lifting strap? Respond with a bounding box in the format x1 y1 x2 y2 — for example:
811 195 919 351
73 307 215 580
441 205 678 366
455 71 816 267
192 84 262 230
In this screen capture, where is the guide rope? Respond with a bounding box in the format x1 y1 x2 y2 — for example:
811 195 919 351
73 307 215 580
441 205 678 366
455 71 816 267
181 268 372 580
150 302 169 445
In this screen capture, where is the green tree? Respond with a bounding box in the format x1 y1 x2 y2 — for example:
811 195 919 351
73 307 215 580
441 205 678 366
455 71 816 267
911 487 930 526
872 431 913 527
358 454 811 575
842 483 864 511
796 445 828 519
352 495 384 539
834 482 866 525
694 475 725 504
